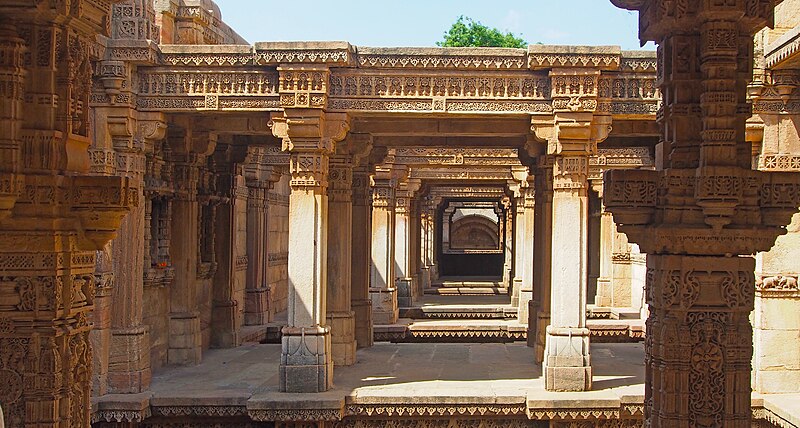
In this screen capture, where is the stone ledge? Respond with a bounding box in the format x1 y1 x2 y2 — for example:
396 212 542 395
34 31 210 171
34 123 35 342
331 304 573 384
247 392 345 421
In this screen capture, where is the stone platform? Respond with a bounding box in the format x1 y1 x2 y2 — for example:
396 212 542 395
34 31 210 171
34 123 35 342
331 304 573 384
91 342 799 427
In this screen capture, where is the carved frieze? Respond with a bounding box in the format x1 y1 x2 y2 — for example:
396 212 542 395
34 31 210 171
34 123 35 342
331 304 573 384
394 147 521 167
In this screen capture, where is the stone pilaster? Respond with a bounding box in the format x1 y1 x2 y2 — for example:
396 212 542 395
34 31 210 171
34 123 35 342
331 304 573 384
244 150 280 326
351 165 374 349
370 163 399 325
609 1 800 425
592 181 614 308
418 203 433 294
326 155 357 366
423 200 438 286
501 197 514 289
270 107 349 392
509 167 534 314
394 178 420 308
518 180 536 324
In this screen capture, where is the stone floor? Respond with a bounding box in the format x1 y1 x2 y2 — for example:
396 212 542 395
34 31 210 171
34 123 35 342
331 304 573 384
146 342 645 402
94 342 800 426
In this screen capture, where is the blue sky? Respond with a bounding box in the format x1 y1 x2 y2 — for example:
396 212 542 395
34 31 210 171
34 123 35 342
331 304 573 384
216 1 655 50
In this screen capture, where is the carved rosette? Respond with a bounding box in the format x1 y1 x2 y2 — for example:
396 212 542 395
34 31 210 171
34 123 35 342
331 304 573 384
645 254 755 427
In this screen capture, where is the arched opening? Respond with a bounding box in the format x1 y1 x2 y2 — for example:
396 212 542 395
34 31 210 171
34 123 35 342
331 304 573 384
439 201 505 278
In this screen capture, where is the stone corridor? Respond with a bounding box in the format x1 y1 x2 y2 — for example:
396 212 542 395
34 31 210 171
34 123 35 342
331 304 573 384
1 0 800 427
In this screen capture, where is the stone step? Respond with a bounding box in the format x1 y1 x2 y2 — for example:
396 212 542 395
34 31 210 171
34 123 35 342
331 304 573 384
436 281 505 288
424 286 509 296
372 319 646 344
374 320 527 343
401 305 518 320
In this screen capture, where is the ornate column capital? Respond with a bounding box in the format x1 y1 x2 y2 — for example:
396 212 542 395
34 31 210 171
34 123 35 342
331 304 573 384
329 155 354 203
270 110 350 190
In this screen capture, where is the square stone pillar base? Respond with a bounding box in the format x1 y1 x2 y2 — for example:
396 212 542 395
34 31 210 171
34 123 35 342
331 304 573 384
397 278 413 308
352 299 373 348
279 326 333 392
594 278 613 307
517 288 533 324
370 287 398 324
544 326 591 391
420 267 431 290
510 278 523 307
534 312 550 363
326 311 357 366
108 327 152 393
245 286 272 325
168 313 202 365
211 299 241 348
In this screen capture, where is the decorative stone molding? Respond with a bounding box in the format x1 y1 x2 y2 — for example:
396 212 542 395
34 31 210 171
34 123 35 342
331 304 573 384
152 405 248 418
334 419 537 428
528 45 622 71
329 71 550 106
248 409 344 422
91 408 152 423
394 147 522 166
346 404 526 417
255 42 353 66
758 154 800 171
357 47 528 70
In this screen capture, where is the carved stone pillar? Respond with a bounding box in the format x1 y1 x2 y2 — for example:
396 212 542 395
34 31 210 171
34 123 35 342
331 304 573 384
530 58 613 391
532 159 554 359
210 142 249 348
370 165 398 324
351 166 374 349
0 10 136 426
326 155 357 366
91 45 164 393
167 128 216 365
270 108 349 392
592 181 614 308
510 168 532 310
519 181 536 324
501 197 514 289
418 207 431 291
104 117 163 393
427 201 436 286
394 178 420 308
409 193 422 300
608 1 800 425
546 155 592 391
510 188 526 308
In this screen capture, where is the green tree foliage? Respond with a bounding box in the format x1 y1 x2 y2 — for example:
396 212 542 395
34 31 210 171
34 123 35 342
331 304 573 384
437 16 527 48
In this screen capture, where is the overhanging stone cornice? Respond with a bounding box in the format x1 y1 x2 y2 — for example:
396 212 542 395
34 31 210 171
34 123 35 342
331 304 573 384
766 24 800 69
528 45 622 71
